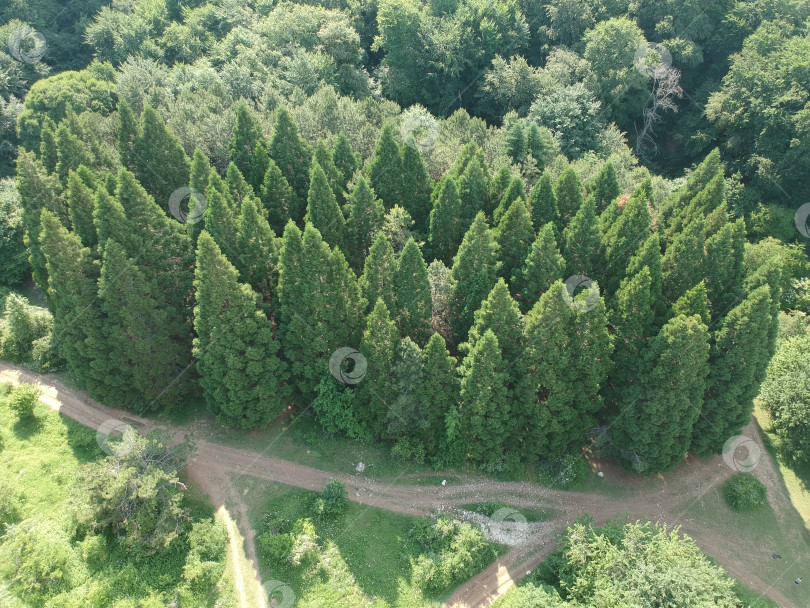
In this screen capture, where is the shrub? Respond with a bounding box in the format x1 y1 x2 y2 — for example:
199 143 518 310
541 453 587 489
722 474 768 512
0 293 53 363
31 332 66 372
0 479 22 525
318 478 348 517
8 383 41 420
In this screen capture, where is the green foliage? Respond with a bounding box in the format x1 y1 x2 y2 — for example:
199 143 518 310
495 197 534 284
313 375 366 439
319 479 348 516
723 474 768 512
553 167 583 224
305 161 346 251
368 123 404 210
360 231 397 314
269 107 311 222
561 195 600 278
514 223 564 313
8 383 41 420
0 292 52 364
429 177 465 265
393 239 432 344
345 176 385 271
357 299 399 437
528 173 560 233
228 102 262 181
401 144 433 231
760 331 810 466
0 179 29 286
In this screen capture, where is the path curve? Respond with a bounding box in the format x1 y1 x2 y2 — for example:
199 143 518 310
0 362 799 608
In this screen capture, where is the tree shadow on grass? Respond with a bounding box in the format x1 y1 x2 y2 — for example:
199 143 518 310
12 415 41 440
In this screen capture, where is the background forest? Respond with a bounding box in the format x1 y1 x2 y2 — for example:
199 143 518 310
1 0 809 478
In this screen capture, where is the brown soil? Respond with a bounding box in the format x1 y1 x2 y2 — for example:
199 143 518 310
0 362 801 608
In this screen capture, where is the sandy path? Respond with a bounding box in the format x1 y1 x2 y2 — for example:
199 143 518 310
0 362 801 608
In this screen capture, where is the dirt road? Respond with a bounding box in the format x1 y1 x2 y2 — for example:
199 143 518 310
0 362 801 608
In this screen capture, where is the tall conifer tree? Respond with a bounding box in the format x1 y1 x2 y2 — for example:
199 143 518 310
393 239 432 345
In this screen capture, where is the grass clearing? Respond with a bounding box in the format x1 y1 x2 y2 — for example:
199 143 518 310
0 382 236 608
233 473 506 608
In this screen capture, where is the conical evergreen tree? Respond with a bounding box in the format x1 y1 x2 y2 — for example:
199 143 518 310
671 282 711 326
39 119 58 174
703 200 728 239
525 123 546 169
260 158 296 233
345 176 385 271
387 337 427 443
704 219 745 319
613 313 710 473
236 197 280 309
401 144 433 232
420 332 460 457
627 232 666 326
690 285 776 455
117 98 139 171
522 279 612 457
304 161 346 251
269 107 311 221
488 166 513 220
494 197 534 284
277 223 366 399
360 231 397 313
603 267 654 412
451 212 499 341
465 279 526 391
39 210 112 399
447 142 485 181
562 195 600 278
493 176 524 224
393 238 432 345
16 150 65 294
189 147 211 196
67 169 97 248
554 167 584 225
458 329 510 463
99 239 191 411
332 132 360 194
193 232 290 428
225 163 254 208
248 140 270 195
598 198 620 235
368 123 404 210
659 148 722 228
457 155 490 232
662 217 706 304
313 139 344 203
356 299 399 437
428 177 464 265
588 162 620 213
504 122 526 164
93 188 128 252
131 104 191 213
56 123 93 185
203 187 239 261
514 223 565 313
228 102 262 180
527 173 560 234
666 171 725 241
601 179 652 295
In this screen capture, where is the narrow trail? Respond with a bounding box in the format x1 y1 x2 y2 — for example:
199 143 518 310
0 362 802 608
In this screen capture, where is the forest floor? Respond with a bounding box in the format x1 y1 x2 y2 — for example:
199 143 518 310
2 361 807 608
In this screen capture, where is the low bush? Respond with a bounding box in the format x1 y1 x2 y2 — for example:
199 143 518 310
722 473 768 512
8 383 41 420
317 478 348 517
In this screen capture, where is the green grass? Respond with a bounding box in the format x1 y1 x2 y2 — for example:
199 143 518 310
754 403 810 531
0 383 236 608
233 474 506 608
460 500 557 523
733 581 782 608
673 478 810 608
